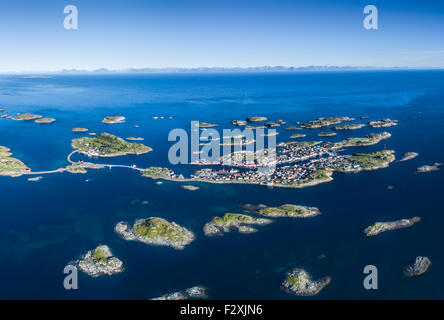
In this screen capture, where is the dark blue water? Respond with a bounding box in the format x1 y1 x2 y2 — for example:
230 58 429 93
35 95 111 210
0 71 443 299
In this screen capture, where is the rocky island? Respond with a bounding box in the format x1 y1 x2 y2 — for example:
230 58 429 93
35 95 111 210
318 132 336 137
71 132 152 157
77 245 123 277
404 256 431 277
364 217 421 236
182 185 200 191
35 117 56 124
203 213 272 236
102 115 125 124
331 123 366 131
257 204 321 218
333 150 395 172
115 217 195 250
289 134 306 138
399 152 419 162
232 120 247 126
416 163 442 173
197 122 218 128
281 268 331 296
368 119 398 128
151 286 208 300
72 127 88 132
12 112 42 121
300 117 355 129
246 116 268 123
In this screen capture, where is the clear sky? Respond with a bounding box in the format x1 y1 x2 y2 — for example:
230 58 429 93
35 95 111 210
0 0 443 71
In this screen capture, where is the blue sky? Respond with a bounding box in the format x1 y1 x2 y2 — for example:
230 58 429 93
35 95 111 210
0 0 443 71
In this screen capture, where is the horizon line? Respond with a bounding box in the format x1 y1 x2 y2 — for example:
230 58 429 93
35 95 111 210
1 65 444 75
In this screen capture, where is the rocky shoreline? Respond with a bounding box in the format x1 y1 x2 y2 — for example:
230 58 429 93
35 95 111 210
364 217 421 236
404 256 431 277
151 286 208 300
281 268 331 296
115 217 195 250
77 245 123 277
203 213 272 236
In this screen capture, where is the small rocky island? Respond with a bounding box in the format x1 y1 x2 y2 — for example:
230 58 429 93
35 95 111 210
71 132 152 157
246 116 268 123
318 132 336 137
151 286 208 300
331 123 366 130
290 133 306 138
364 217 421 236
77 245 123 277
281 268 331 296
72 127 88 132
203 213 272 236
243 204 321 218
197 122 218 128
399 152 419 162
416 163 442 173
115 217 195 250
232 120 247 126
102 115 126 124
35 117 56 124
368 119 398 128
182 185 200 191
404 256 431 277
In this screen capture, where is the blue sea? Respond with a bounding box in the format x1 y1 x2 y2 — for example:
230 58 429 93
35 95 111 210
0 71 443 299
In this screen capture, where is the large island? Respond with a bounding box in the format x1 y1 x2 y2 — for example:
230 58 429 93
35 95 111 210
71 132 152 157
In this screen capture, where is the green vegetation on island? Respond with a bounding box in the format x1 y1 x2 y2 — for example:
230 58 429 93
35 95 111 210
77 245 123 277
203 213 272 236
364 217 421 236
318 132 336 137
0 146 30 177
141 167 184 182
300 117 355 129
281 268 331 296
332 132 391 149
35 117 56 124
115 217 195 250
258 204 321 218
71 132 152 157
102 116 125 124
12 112 42 121
399 152 419 162
278 141 322 148
333 150 395 172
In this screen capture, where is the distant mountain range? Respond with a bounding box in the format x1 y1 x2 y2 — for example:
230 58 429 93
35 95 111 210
3 66 441 75
57 66 413 74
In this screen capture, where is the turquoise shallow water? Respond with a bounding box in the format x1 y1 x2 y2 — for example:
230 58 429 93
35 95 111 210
0 71 443 299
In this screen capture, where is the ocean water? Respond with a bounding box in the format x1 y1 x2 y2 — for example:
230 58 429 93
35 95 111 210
0 71 443 299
